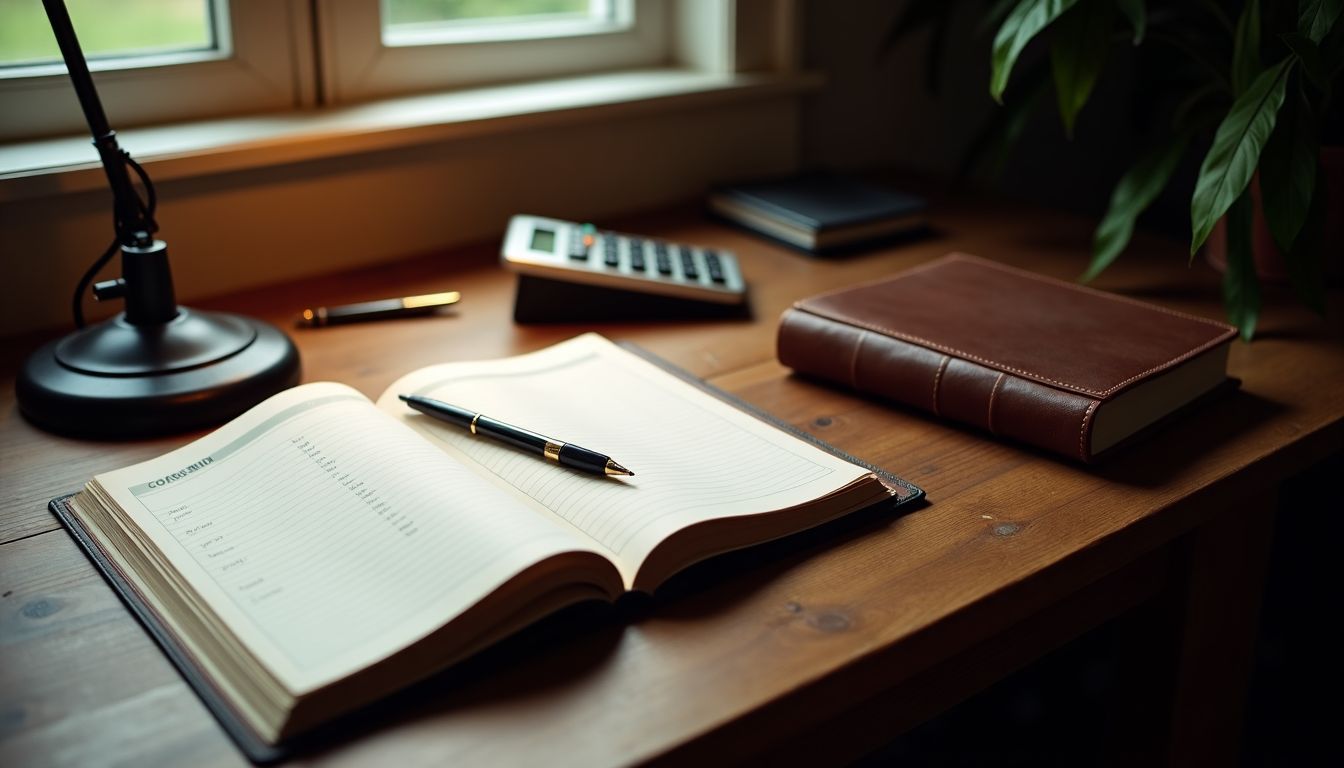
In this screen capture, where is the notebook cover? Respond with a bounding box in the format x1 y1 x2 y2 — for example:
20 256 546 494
48 494 287 765
778 253 1237 461
709 173 927 232
48 346 924 763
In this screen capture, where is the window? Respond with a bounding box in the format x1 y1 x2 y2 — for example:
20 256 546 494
317 0 665 103
0 1 783 143
0 0 217 67
0 0 310 140
383 0 619 45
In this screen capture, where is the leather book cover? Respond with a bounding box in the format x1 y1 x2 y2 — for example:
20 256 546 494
777 253 1238 462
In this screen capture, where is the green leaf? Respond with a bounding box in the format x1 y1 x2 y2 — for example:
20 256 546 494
978 0 1030 37
991 0 1081 103
1232 0 1262 96
1082 135 1188 283
1299 0 1344 43
1116 0 1146 44
1189 57 1293 258
1221 190 1261 341
1259 85 1317 255
1287 169 1329 314
1050 0 1115 137
1281 32 1329 88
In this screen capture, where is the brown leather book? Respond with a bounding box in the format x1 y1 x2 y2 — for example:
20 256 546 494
777 253 1238 462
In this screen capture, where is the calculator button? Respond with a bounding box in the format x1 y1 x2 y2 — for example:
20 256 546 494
705 250 726 283
679 247 699 280
569 233 589 260
629 244 647 271
655 250 672 275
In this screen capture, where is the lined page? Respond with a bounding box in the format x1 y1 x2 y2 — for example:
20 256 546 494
94 383 598 693
378 335 874 584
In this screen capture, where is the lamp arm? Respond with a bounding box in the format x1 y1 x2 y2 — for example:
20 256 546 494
41 0 153 246
42 0 174 326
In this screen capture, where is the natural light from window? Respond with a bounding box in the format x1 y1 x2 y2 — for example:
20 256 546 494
0 0 216 68
383 0 622 45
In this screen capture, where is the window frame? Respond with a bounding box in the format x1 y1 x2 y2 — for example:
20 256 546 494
0 0 313 141
316 0 670 104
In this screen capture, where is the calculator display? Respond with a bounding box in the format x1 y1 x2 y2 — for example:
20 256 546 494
530 227 557 253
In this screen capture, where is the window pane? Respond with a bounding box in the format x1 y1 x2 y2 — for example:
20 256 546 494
0 0 214 68
385 0 602 29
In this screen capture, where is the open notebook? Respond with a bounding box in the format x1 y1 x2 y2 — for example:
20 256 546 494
52 333 922 761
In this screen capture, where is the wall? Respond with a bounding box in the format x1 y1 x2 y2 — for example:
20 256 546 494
3 0 1176 337
797 0 1147 219
0 96 799 335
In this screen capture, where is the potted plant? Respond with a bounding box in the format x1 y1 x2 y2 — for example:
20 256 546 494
886 0 1342 339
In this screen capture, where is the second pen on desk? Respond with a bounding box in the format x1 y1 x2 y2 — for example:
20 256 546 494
299 291 461 327
399 394 634 477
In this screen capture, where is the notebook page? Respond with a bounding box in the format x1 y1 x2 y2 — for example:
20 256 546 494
377 334 874 585
93 382 600 694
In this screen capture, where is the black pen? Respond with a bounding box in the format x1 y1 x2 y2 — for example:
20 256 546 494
299 291 461 327
399 394 634 477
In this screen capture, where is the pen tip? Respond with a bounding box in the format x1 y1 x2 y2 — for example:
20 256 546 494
605 460 634 476
398 394 410 402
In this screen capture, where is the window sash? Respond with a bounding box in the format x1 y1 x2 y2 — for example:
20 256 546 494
317 0 667 104
0 0 311 141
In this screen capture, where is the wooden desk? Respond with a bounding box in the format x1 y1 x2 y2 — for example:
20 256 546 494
2 196 1341 766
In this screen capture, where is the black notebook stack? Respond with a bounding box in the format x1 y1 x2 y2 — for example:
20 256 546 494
708 173 926 253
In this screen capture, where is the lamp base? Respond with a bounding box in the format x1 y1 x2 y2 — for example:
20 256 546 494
16 308 300 439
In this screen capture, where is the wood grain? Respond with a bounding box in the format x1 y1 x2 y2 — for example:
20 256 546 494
1 194 1340 766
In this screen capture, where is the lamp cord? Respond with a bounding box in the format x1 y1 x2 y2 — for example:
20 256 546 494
72 151 159 329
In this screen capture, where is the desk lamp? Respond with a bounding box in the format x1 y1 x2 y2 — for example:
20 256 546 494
15 0 300 438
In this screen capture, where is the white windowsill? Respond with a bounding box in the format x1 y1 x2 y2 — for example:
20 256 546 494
0 68 820 203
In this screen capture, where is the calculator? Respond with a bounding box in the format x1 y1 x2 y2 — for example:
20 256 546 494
501 214 746 305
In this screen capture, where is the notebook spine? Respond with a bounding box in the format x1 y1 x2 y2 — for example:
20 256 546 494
777 308 1101 462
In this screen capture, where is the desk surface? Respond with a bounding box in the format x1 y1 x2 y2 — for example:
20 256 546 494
2 194 1341 766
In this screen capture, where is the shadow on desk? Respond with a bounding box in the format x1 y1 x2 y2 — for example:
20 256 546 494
790 375 1285 489
1095 389 1286 488
859 450 1344 767
288 494 923 762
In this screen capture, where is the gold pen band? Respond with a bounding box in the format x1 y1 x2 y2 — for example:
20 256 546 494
543 440 564 462
469 413 481 435
401 291 461 309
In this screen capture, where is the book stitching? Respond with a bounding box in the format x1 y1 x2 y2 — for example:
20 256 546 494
1078 398 1101 461
793 253 1236 399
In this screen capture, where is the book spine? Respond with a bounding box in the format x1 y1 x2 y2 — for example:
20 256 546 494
777 308 1101 462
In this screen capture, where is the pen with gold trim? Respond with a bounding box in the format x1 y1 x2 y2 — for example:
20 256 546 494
398 394 634 477
298 291 461 327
